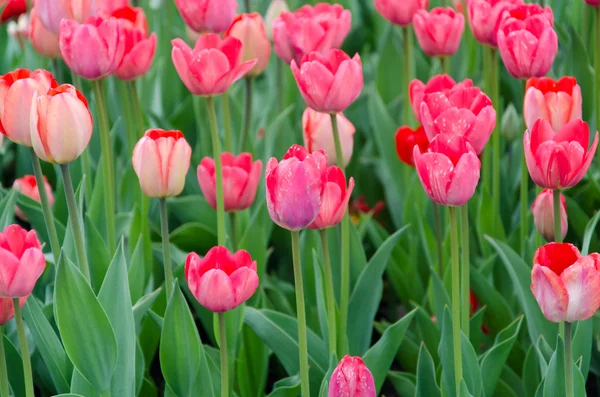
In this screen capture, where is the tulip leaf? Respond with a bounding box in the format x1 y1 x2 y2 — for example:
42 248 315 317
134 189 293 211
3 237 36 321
132 287 163 332
85 214 111 292
317 354 338 397
523 345 542 397
470 267 513 335
16 193 66 259
581 209 600 256
3 333 25 397
461 333 483 397
266 375 301 397
388 372 416 397
0 189 17 230
543 337 566 397
572 319 593 381
415 344 441 397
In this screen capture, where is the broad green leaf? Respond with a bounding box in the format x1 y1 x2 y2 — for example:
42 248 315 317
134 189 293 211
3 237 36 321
266 375 301 397
312 250 333 352
581 209 600 255
236 323 270 397
460 332 482 397
317 354 338 397
128 235 146 303
543 337 566 397
439 307 457 397
133 288 162 331
388 372 416 397
16 193 66 257
523 345 542 397
4 333 25 397
135 341 145 396
470 267 513 335
85 214 111 292
572 319 593 380
415 344 441 397
0 189 17 229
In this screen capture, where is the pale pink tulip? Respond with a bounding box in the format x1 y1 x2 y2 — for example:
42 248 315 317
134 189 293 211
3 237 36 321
13 175 55 222
524 76 582 132
532 189 567 243
302 108 355 167
225 13 271 76
467 0 521 47
30 7 61 59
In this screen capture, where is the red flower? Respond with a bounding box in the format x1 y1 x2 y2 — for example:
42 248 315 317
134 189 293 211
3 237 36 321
395 125 429 167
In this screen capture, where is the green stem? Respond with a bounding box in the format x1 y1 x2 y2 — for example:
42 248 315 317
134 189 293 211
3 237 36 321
119 81 136 153
159 198 173 298
433 202 444 277
240 78 253 153
441 56 450 76
229 212 237 251
128 81 145 136
207 97 226 246
70 74 93 209
51 59 60 81
13 299 34 397
449 208 463 397
596 7 600 137
222 94 233 153
460 205 470 338
0 327 8 397
244 0 250 12
521 78 529 255
491 49 501 235
99 391 111 397
218 312 229 397
403 26 413 126
553 189 563 244
482 48 491 199
276 59 284 114
60 164 90 282
565 322 574 397
291 231 310 397
319 229 337 357
91 80 117 253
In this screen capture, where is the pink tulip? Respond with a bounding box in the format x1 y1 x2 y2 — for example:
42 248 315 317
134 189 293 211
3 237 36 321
197 153 262 212
585 0 600 5
531 243 600 322
31 84 93 164
0 297 26 325
374 0 429 27
302 108 355 167
467 0 521 47
420 84 496 155
266 144 327 230
0 0 26 23
291 49 363 113
497 4 557 79
328 356 376 397
524 77 582 132
0 68 57 147
308 166 354 230
36 0 96 33
413 7 465 57
409 74 470 123
265 0 289 40
171 34 257 97
532 189 567 243
225 13 271 77
13 175 55 222
174 0 237 34
413 134 481 206
96 0 130 13
132 129 192 198
524 119 598 190
273 3 351 64
185 246 259 312
0 225 45 298
30 7 61 59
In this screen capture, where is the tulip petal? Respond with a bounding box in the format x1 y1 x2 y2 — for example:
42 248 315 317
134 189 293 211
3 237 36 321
531 264 568 322
229 267 259 307
446 151 481 206
8 248 46 297
561 255 600 322
195 269 235 312
0 249 20 297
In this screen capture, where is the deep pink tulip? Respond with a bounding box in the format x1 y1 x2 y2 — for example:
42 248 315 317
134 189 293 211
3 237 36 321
531 243 600 322
374 0 429 27
420 84 496 155
266 144 327 230
174 0 237 34
585 0 600 6
0 297 26 325
413 7 465 57
409 74 472 123
13 175 55 222
413 134 481 206
132 129 192 198
185 246 259 312
225 13 272 77
302 108 355 167
524 119 598 190
171 34 257 97
532 189 567 243
273 3 351 64
524 77 582 132
467 0 521 47
0 225 45 298
197 153 263 212
0 68 57 147
308 166 354 230
291 49 363 113
30 7 61 59
36 0 96 33
497 4 557 79
96 0 130 13
328 355 376 397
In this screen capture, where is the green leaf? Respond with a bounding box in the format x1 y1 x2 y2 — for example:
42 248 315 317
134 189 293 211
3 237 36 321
133 288 162 332
0 189 17 229
53 394 86 397
523 345 542 397
388 372 416 397
128 235 146 303
16 193 66 257
543 337 566 397
266 375 301 397
439 307 457 397
85 214 111 292
460 332 482 397
572 319 593 380
581 209 600 255
312 249 333 352
415 344 441 397
470 267 513 335
169 222 217 253
317 354 338 397
4 333 25 397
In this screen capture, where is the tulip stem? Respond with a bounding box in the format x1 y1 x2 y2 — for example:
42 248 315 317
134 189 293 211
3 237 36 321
291 230 310 397
229 212 237 250
491 49 501 237
565 321 574 397
276 59 284 114
460 205 470 338
13 299 34 397
319 229 338 357
60 164 91 282
207 97 226 246
449 207 463 397
553 189 563 244
520 141 528 255
218 312 229 397
596 7 600 138
433 202 444 277
159 198 173 299
240 78 254 153
441 56 450 76
30 149 61 263
403 26 413 126
120 81 137 153
222 93 233 153
70 73 93 209
0 326 9 397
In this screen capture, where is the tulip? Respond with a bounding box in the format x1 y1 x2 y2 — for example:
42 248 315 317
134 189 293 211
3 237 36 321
524 77 582 132
132 129 192 198
0 225 45 298
273 3 351 64
197 152 262 212
500 103 519 142
302 108 355 166
585 0 600 5
13 175 55 222
497 4 557 79
31 84 93 164
225 13 271 77
96 0 129 13
328 356 376 397
409 75 472 124
524 119 598 190
413 134 481 206
30 7 61 59
307 166 354 230
413 7 465 57
0 68 57 146
7 13 28 48
185 246 259 312
467 0 521 47
36 0 96 33
532 189 568 242
0 297 26 325
531 243 600 322
395 125 429 167
264 0 288 40
291 49 363 113
171 34 257 97
266 144 327 230
174 0 237 34
420 84 496 155
374 0 428 27
0 0 26 23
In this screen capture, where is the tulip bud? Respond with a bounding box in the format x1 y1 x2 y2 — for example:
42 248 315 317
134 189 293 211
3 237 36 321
13 175 55 222
374 0 429 27
0 297 26 326
264 0 288 40
500 103 519 142
36 0 96 33
532 189 568 242
328 356 376 397
225 13 271 77
308 166 354 230
30 7 61 59
302 108 355 167
413 7 465 57
174 0 237 33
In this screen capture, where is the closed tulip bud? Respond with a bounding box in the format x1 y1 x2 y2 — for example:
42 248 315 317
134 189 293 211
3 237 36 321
174 0 237 34
0 0 27 23
31 84 93 164
500 103 519 142
265 0 288 40
185 246 259 312
531 243 600 322
524 77 582 132
302 108 355 167
308 166 354 230
413 7 465 57
30 7 61 59
13 175 55 222
0 225 45 298
467 0 520 47
266 144 328 230
409 75 471 123
328 356 376 397
225 13 271 77
374 0 428 27
395 125 429 167
132 129 192 198
36 0 96 33
0 297 26 325
532 189 567 242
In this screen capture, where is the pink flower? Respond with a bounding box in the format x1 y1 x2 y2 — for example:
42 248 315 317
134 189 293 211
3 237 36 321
36 0 96 34
524 76 582 132
302 108 355 166
266 144 327 230
524 119 598 189
0 297 26 325
308 166 354 230
225 13 271 77
413 7 465 57
409 74 472 123
30 7 61 59
328 356 376 397
291 49 363 113
532 189 567 242
197 153 262 212
420 84 496 155
96 0 130 13
497 4 557 79
0 225 45 298
531 243 600 322
132 129 192 198
265 0 289 40
413 134 481 206
0 0 27 23
585 0 600 5
467 0 521 47
171 34 257 97
0 68 57 147
174 0 237 34
7 13 29 47
185 246 259 312
13 175 55 222
273 3 351 64
374 0 429 27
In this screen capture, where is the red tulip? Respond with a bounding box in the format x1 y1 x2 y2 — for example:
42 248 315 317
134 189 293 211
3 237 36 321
0 0 27 23
0 297 26 325
302 108 355 167
524 77 582 132
524 119 598 189
185 246 259 312
174 0 237 34
328 356 376 397
467 0 521 47
532 189 567 243
585 0 600 6
30 7 60 59
225 13 271 77
413 7 465 57
409 74 470 124
13 175 55 222
395 125 429 167
374 0 429 27
308 166 354 230
0 225 45 298
36 0 96 33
